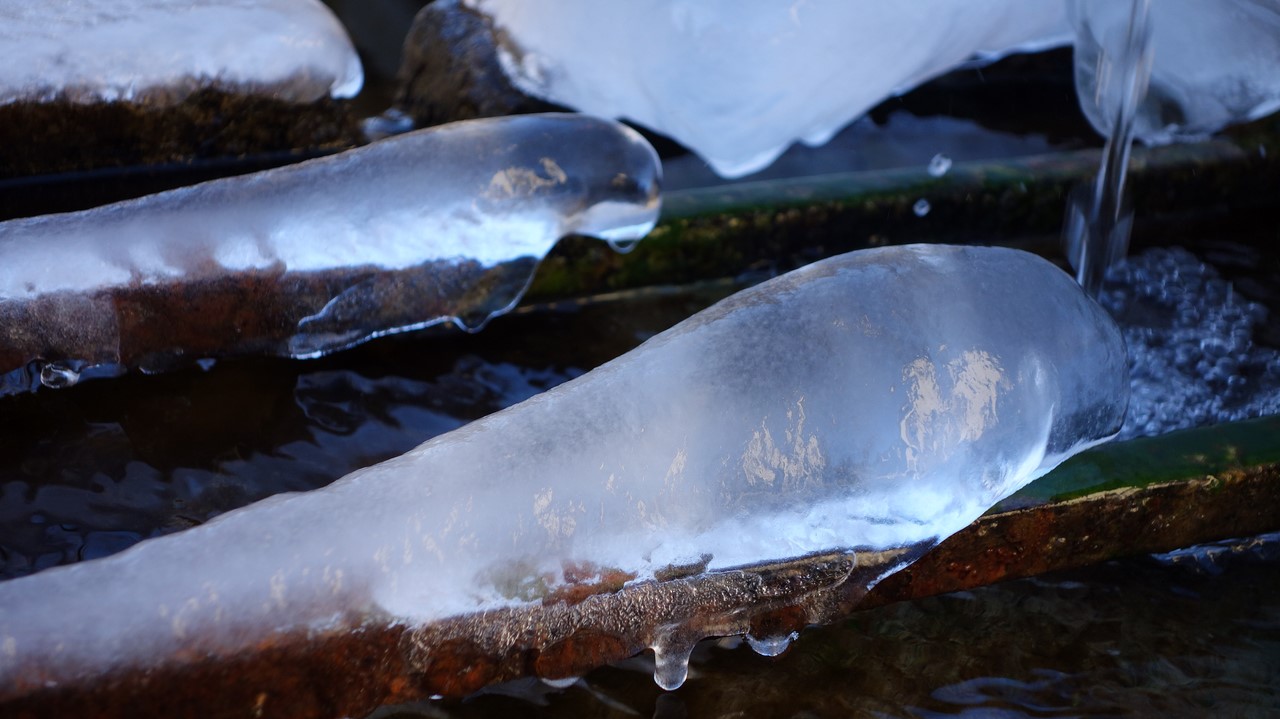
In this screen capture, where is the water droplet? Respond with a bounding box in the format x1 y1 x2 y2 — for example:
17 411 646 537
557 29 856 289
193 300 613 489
606 237 641 254
39 362 80 389
541 676 579 689
927 153 952 177
361 108 416 141
652 639 695 690
912 199 931 217
745 631 798 657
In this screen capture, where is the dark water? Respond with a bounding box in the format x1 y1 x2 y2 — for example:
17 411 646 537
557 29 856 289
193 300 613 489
0 284 727 579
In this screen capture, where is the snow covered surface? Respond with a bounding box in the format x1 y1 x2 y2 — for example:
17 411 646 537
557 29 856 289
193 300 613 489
1070 0 1280 144
466 0 1071 177
0 113 660 375
0 0 363 105
0 244 1128 686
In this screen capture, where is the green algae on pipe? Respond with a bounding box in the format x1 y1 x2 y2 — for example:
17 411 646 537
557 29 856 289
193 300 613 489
527 129 1278 302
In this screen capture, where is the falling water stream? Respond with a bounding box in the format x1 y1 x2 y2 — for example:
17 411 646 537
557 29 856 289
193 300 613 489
1064 0 1153 296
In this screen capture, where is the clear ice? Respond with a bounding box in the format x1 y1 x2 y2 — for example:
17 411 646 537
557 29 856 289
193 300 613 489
0 113 661 392
0 0 363 105
466 0 1071 177
0 244 1128 690
1070 0 1280 144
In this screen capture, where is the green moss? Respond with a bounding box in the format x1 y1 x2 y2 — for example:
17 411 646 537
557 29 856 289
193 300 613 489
1009 415 1280 505
527 129 1280 304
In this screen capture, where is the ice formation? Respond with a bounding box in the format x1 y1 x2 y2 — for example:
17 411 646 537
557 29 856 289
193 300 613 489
465 0 1071 177
0 0 362 105
1070 0 1280 144
0 244 1128 690
0 113 661 393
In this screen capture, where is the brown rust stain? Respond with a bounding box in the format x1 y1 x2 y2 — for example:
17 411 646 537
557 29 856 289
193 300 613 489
862 466 1280 607
534 630 632 680
2 624 414 719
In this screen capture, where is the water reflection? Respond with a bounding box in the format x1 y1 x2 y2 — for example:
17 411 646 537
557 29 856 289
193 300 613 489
0 284 725 579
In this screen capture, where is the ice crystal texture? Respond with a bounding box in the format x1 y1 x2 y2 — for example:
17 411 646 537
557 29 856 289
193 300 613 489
467 0 1071 177
0 0 363 105
1070 0 1280 144
0 113 661 391
0 244 1127 687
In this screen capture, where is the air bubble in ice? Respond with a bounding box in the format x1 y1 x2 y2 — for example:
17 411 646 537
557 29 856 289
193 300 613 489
928 153 953 177
913 198 932 217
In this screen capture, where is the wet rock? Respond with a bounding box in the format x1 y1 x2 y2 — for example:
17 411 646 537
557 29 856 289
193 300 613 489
393 0 563 128
0 89 362 180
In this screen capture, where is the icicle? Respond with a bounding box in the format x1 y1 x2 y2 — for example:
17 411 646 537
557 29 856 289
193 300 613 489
0 244 1127 693
0 113 661 394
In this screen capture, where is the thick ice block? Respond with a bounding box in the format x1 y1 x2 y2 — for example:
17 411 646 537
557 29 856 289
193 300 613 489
0 244 1128 691
1070 0 1280 143
0 113 661 393
0 0 363 105
465 0 1070 176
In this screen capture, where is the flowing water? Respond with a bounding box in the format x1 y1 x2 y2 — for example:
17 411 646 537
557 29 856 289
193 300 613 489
1064 0 1153 295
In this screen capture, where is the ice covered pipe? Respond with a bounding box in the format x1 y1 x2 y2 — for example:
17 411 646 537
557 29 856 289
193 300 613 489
0 113 662 395
0 0 363 105
1070 0 1280 145
462 0 1072 177
0 244 1128 694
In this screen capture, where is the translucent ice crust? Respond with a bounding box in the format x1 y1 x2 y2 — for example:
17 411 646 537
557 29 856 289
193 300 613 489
1070 0 1280 144
466 0 1071 177
0 244 1128 690
0 0 363 105
0 113 662 393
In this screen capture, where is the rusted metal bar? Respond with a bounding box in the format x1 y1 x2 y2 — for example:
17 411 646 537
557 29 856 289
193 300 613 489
3 416 1275 719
